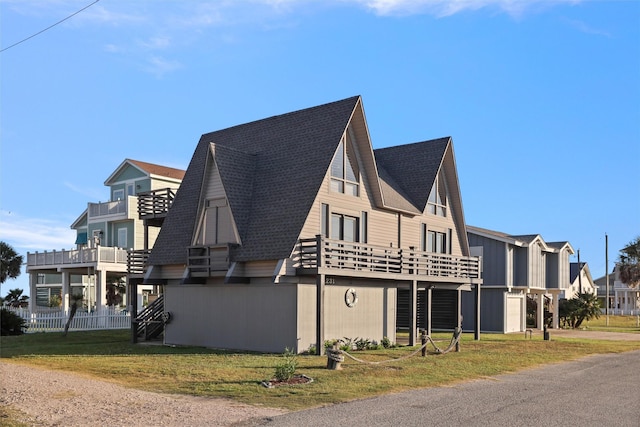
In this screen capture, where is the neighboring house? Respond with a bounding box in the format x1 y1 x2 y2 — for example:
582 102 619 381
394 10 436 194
566 262 597 299
463 226 574 333
595 268 640 315
26 159 184 313
143 96 482 354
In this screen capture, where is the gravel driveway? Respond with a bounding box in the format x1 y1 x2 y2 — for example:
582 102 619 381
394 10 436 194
0 362 286 426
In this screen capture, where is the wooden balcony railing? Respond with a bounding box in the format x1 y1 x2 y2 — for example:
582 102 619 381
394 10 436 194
127 249 151 275
27 247 129 267
137 188 176 220
187 245 232 277
294 236 481 281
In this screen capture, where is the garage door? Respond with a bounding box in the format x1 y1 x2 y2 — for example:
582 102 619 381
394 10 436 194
506 296 523 333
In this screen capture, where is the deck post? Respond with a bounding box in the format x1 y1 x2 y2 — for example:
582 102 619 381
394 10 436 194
409 279 417 346
426 285 433 336
474 280 481 341
316 235 325 356
130 278 139 343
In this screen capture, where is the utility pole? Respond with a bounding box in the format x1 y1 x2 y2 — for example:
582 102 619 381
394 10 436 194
577 249 583 294
605 233 609 326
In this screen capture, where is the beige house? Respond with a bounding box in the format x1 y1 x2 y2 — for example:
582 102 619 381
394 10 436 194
566 262 597 299
143 96 482 353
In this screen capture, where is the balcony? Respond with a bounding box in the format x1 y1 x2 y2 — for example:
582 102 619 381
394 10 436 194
88 198 132 221
27 247 129 270
137 188 176 224
127 249 151 275
187 245 232 277
294 236 481 283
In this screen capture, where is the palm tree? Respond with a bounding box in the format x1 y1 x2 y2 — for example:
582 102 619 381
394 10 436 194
4 288 29 308
573 292 601 329
1 241 23 284
618 236 640 288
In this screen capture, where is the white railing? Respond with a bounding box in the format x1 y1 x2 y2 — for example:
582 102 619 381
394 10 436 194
27 246 129 267
88 199 128 218
7 307 130 333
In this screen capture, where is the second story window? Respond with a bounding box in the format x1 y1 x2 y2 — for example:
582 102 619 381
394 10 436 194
427 169 447 217
330 134 360 197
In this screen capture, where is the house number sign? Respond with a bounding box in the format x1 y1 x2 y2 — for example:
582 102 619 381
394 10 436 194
345 288 358 308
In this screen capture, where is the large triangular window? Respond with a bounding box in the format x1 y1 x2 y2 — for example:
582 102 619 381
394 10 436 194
427 169 447 217
330 132 360 196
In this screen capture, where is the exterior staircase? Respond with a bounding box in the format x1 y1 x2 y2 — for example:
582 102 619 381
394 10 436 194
134 294 168 341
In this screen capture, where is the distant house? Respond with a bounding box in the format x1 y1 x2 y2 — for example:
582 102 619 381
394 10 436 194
566 262 597 299
595 268 640 315
463 226 574 333
142 96 482 353
26 159 184 313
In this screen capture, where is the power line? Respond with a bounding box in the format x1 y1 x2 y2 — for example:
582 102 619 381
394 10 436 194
0 0 101 53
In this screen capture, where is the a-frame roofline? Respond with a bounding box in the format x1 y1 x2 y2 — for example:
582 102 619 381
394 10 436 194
150 96 363 265
70 208 88 229
104 159 185 186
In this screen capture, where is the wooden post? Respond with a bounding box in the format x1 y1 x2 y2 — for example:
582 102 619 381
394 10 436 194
130 278 138 344
474 280 481 341
316 235 325 356
409 280 417 346
421 330 427 357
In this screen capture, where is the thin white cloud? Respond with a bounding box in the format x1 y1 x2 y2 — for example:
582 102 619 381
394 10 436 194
0 211 76 252
349 0 583 17
144 55 183 78
566 18 611 37
63 181 106 201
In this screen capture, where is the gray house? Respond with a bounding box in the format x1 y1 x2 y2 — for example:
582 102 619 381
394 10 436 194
463 226 574 333
142 96 482 353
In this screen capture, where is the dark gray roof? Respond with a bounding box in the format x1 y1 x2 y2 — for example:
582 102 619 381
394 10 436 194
374 138 449 212
149 96 360 265
570 262 586 283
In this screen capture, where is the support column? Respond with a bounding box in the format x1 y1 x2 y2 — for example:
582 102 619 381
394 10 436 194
537 293 545 330
474 282 481 340
95 269 106 312
61 271 70 312
457 289 462 330
315 235 325 356
426 286 432 336
552 293 559 329
409 280 417 346
29 272 38 314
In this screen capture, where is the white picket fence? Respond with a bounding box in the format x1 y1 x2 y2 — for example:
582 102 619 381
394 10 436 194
7 307 131 333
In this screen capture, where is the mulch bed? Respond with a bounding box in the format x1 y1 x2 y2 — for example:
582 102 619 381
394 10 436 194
261 374 313 388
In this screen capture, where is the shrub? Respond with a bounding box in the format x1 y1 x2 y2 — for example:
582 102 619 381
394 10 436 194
381 336 392 348
1 308 27 335
273 348 298 381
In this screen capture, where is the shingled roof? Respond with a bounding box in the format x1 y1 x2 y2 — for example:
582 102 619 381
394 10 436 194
149 96 470 266
149 96 360 265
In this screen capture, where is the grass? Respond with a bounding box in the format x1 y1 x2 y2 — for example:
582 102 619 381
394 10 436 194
2 326 640 412
579 314 640 333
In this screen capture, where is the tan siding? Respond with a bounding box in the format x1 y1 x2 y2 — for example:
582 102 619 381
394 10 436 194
164 283 298 353
243 260 279 277
297 282 317 352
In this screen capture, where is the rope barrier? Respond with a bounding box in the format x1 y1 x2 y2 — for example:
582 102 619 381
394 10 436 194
333 328 462 366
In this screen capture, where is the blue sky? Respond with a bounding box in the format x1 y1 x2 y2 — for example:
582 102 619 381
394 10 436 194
1 0 638 296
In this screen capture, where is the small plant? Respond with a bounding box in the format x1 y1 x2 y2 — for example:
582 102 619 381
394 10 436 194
339 337 354 351
48 295 62 308
381 336 392 348
273 348 298 381
355 337 371 351
324 339 338 349
303 344 317 355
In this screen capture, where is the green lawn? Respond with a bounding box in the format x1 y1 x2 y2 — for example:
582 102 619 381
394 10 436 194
580 314 640 333
2 327 640 411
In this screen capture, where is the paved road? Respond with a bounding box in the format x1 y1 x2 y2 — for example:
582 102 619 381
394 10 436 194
248 350 640 427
